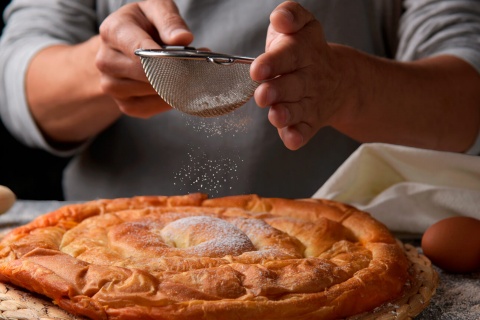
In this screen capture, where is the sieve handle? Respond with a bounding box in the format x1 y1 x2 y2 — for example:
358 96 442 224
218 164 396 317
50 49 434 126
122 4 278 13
134 46 255 65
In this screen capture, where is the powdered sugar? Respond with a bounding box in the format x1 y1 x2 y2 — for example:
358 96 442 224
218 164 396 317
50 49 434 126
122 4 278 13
160 216 255 257
173 146 242 194
416 267 480 319
173 109 252 194
182 110 251 138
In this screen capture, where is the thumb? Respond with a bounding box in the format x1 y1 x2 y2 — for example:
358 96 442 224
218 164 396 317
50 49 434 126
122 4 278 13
270 1 315 34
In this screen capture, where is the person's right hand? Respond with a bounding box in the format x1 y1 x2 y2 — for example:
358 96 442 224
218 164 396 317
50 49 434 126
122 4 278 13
95 0 194 118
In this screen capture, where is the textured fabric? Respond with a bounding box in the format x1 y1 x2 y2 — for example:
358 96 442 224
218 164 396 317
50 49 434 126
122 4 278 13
313 143 480 234
396 0 480 73
0 0 479 200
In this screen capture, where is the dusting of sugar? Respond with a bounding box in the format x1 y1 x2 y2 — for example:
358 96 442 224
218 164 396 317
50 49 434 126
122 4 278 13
161 216 255 257
416 267 480 319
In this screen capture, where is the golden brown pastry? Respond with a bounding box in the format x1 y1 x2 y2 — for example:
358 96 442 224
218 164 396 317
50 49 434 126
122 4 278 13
0 194 410 320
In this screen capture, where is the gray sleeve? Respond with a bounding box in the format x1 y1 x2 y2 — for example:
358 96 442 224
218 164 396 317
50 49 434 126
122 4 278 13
0 0 98 156
396 0 480 155
397 0 480 72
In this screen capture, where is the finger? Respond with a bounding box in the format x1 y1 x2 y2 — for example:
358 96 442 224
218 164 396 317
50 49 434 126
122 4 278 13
99 2 193 61
267 99 312 129
116 95 172 118
251 3 321 81
277 122 313 151
254 71 308 107
100 76 157 99
96 44 148 80
99 5 160 59
139 0 193 46
251 34 308 81
267 104 291 128
270 1 315 34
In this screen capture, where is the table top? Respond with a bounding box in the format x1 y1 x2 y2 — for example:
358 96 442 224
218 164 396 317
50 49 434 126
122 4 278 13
1 200 479 320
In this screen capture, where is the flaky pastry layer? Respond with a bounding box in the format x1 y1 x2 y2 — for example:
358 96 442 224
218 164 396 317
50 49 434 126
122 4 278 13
0 194 409 320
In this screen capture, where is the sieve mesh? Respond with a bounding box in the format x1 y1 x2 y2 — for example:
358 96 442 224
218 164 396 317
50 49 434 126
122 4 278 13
136 48 259 117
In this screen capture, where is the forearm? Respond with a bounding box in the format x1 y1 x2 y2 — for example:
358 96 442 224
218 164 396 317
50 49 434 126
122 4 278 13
26 36 121 145
330 44 480 153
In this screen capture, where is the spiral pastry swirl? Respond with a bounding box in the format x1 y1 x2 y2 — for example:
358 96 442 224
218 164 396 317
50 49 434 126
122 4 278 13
0 194 409 320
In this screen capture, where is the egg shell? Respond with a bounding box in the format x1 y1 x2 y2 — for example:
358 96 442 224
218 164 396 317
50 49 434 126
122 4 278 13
421 216 480 273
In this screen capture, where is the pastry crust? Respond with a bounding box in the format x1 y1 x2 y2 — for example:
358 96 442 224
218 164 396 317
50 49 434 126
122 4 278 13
0 194 410 320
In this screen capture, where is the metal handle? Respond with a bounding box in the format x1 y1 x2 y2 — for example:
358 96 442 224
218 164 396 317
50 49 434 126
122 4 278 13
135 46 254 64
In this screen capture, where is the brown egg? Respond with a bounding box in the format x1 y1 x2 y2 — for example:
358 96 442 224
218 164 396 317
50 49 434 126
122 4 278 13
421 216 480 273
0 185 16 215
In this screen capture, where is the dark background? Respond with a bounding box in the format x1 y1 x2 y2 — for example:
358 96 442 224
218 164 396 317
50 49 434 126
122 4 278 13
1 1 70 200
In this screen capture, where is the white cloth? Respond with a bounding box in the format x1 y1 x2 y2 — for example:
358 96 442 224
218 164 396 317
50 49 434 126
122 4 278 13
313 143 480 234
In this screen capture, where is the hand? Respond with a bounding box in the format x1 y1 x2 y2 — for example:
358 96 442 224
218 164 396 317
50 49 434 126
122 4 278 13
96 0 194 118
251 2 480 153
251 2 348 150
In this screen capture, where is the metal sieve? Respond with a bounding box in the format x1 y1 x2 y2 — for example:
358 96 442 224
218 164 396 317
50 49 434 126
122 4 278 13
135 46 259 117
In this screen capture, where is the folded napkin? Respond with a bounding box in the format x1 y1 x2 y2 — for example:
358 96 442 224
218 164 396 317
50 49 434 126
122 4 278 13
313 143 480 234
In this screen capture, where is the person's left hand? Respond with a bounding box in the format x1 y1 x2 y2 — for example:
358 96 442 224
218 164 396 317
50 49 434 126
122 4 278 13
251 2 349 150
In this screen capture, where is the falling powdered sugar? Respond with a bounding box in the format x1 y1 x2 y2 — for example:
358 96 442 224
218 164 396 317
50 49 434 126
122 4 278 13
174 109 252 195
173 146 243 194
182 110 252 138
